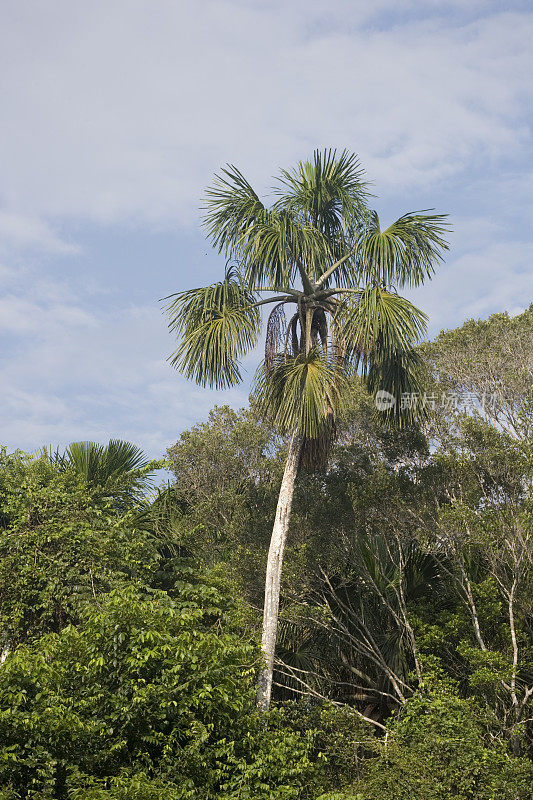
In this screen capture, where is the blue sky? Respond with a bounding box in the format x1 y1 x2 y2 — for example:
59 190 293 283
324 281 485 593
1 0 532 458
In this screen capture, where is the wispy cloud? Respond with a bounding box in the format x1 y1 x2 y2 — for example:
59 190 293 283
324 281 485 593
0 1 531 455
0 1 531 224
409 239 533 334
0 263 248 455
0 213 79 255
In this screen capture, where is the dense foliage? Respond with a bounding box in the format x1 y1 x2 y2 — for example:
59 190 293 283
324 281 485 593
0 583 314 799
0 306 531 798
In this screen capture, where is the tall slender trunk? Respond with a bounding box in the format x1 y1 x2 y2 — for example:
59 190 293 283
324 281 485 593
257 432 302 712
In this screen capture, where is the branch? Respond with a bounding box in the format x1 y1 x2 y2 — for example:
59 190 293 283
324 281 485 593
319 570 409 702
273 659 387 732
251 295 296 308
315 249 355 288
508 579 519 710
296 261 316 295
253 286 301 297
520 685 533 712
284 234 316 295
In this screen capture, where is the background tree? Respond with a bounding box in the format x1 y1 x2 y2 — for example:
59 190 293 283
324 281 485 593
0 444 162 654
53 438 161 511
165 148 449 710
357 675 532 800
0 581 314 799
421 304 533 442
273 316 533 751
1 304 531 796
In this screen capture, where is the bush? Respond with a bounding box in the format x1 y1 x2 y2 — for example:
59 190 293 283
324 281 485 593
357 679 532 800
0 582 313 799
282 701 375 795
0 449 162 648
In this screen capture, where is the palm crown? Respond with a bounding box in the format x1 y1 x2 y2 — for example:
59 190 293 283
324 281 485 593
165 149 449 444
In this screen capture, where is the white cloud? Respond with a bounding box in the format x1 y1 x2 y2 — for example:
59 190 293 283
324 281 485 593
0 1 531 226
0 1 531 455
408 239 533 334
0 213 79 255
0 294 95 335
0 265 249 456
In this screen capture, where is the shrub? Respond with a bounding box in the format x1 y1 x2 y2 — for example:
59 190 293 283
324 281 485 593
0 582 313 799
357 679 532 800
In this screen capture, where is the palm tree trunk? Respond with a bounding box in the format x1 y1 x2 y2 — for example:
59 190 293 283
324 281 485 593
257 432 302 712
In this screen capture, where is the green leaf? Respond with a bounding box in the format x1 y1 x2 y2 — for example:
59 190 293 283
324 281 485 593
337 286 428 359
367 347 427 426
164 268 260 389
253 349 349 438
274 148 369 236
356 210 450 288
203 150 371 289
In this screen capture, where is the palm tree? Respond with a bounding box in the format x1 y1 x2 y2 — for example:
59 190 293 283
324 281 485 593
53 439 157 510
164 149 449 711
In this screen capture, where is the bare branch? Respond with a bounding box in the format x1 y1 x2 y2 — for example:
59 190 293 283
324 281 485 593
251 295 296 308
315 250 355 288
273 659 387 732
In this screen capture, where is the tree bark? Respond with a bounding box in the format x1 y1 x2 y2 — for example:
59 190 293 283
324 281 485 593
257 432 302 712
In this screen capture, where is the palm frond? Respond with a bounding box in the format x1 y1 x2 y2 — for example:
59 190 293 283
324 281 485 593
299 415 336 472
334 287 429 425
100 439 151 475
273 148 370 286
366 347 427 427
203 154 369 290
164 268 260 389
356 210 450 288
337 286 428 363
203 165 266 257
64 440 104 486
203 165 298 288
133 484 188 553
253 349 348 439
274 148 369 231
61 439 155 507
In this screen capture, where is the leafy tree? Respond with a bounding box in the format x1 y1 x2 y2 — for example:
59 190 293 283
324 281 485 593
0 580 314 799
166 406 282 547
53 439 161 511
168 406 279 504
422 304 533 441
166 405 287 607
275 413 532 749
415 415 533 752
1 302 532 796
357 677 532 800
164 149 449 710
278 701 377 799
0 448 167 652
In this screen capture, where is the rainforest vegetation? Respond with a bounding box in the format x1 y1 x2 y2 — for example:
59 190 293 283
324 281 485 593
0 151 532 799
0 305 531 799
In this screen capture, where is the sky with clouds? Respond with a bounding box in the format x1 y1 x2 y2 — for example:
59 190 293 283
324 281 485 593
1 0 532 458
